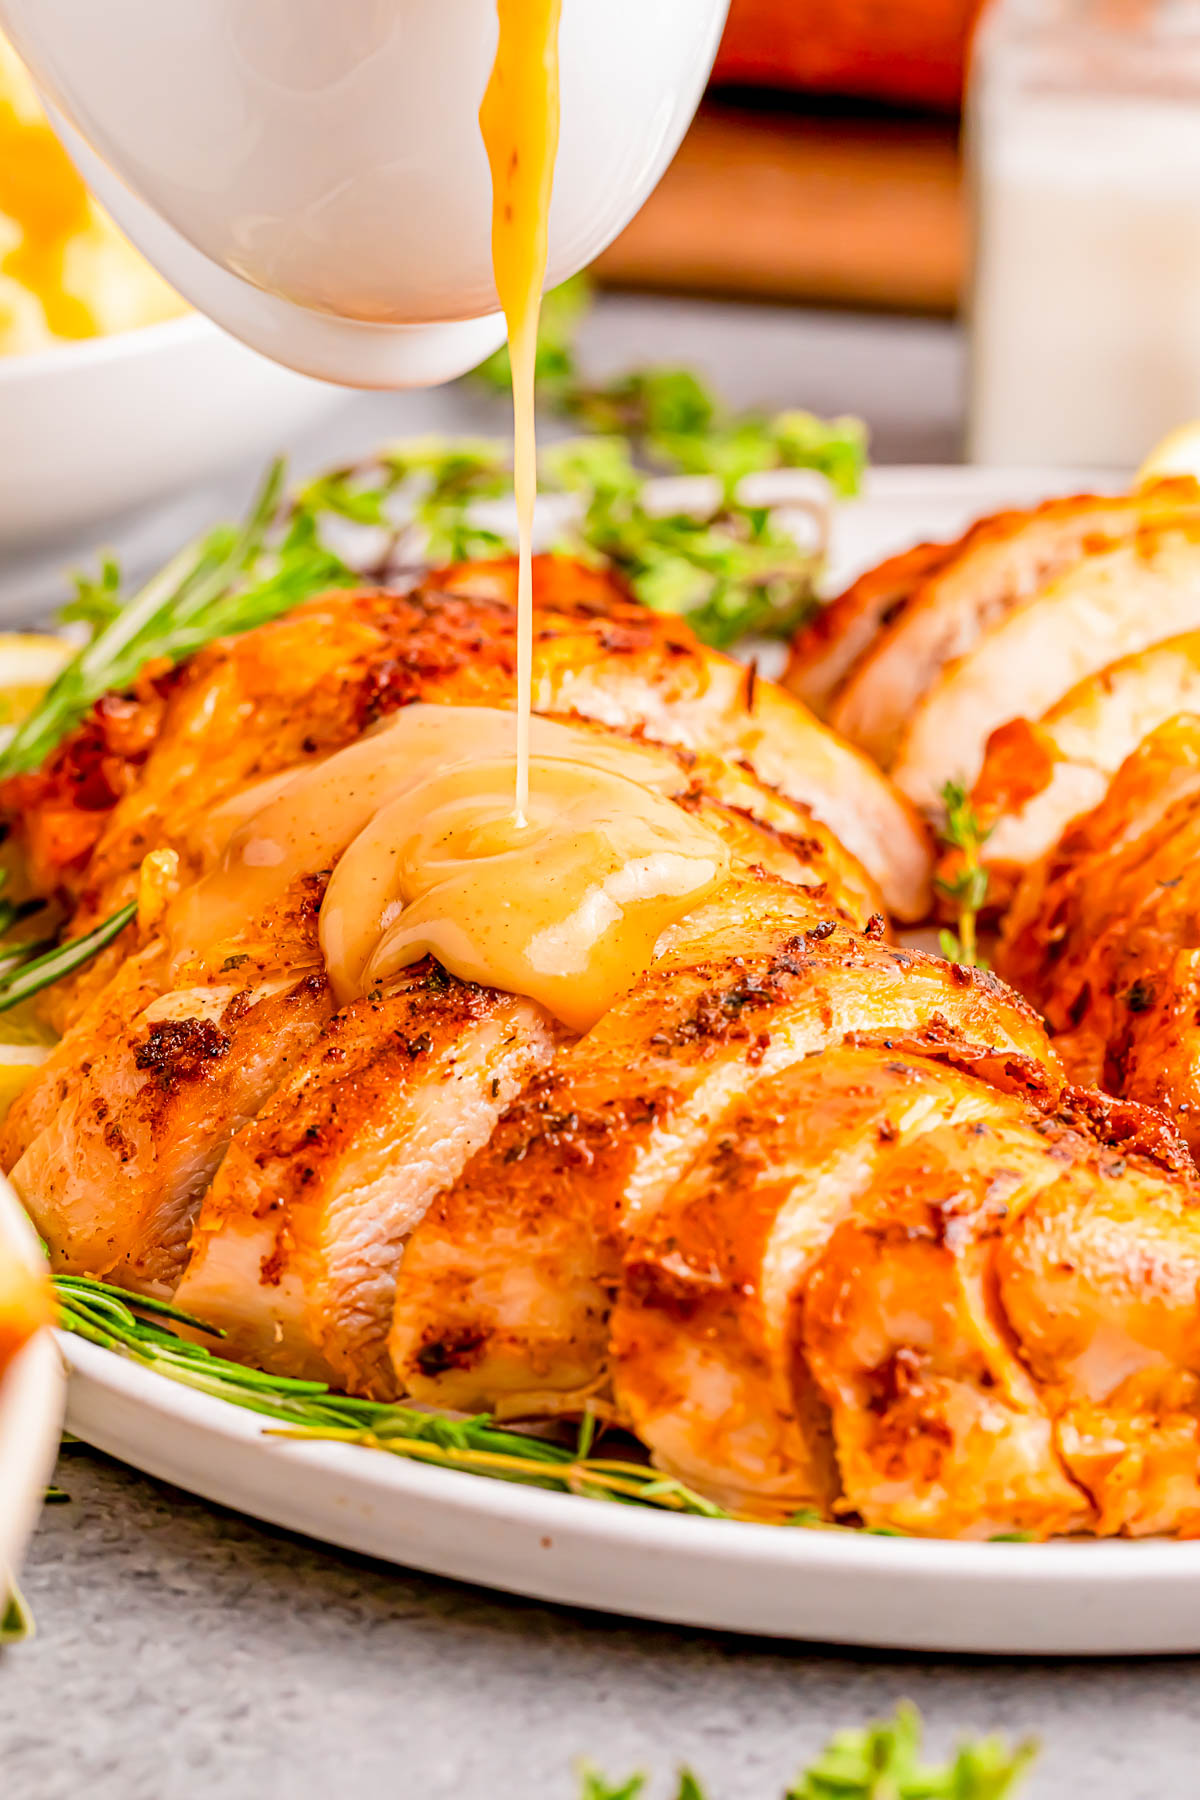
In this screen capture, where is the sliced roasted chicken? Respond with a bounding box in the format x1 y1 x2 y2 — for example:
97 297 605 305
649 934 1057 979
617 1048 1200 1539
960 631 1200 909
8 724 878 1317
176 971 560 1397
999 715 1200 1145
994 1092 1200 1538
171 777 845 1395
814 480 1200 772
807 1083 1199 1539
8 881 334 1294
891 521 1200 808
612 1046 1081 1530
391 886 1059 1419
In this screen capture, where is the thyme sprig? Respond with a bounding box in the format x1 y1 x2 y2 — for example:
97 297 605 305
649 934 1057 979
935 780 992 970
53 1273 725 1517
581 1704 1036 1800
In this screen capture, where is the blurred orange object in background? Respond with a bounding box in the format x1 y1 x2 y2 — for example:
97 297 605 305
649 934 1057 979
713 0 986 113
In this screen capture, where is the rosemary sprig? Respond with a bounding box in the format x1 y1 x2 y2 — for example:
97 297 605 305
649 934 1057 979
581 1705 1036 1800
0 463 354 781
935 780 992 970
0 901 135 1013
53 1272 725 1517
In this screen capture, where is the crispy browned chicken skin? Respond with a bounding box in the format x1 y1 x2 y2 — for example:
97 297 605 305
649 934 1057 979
999 715 1200 1152
9 556 1200 1539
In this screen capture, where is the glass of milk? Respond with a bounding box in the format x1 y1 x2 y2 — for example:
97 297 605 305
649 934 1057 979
968 0 1200 468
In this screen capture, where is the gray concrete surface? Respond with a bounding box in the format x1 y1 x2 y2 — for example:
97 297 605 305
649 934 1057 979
6 1446 1200 1800
6 296 1196 1798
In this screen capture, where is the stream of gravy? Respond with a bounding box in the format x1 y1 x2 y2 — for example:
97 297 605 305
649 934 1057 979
479 0 562 826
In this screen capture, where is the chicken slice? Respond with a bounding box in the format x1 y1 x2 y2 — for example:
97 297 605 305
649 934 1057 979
827 480 1200 770
176 970 560 1397
390 884 1059 1418
963 631 1200 910
996 1098 1200 1537
614 1047 1100 1535
784 535 960 717
890 523 1200 808
999 717 1200 1145
609 1048 1047 1522
9 882 334 1294
806 1088 1198 1538
803 1093 1102 1539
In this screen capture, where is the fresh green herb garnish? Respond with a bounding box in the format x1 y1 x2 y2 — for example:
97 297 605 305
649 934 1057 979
53 1273 724 1517
477 275 866 501
935 780 992 970
580 1705 1036 1800
479 275 865 643
0 901 136 1013
545 435 831 649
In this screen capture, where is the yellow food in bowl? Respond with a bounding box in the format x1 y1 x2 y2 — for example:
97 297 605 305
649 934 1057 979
0 34 187 355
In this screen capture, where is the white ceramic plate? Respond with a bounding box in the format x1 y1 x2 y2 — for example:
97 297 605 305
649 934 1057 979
0 314 343 554
63 462 1191 1659
0 1183 65 1592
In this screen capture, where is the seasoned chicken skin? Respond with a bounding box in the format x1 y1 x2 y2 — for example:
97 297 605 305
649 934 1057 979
391 901 1060 1420
1000 714 1200 1152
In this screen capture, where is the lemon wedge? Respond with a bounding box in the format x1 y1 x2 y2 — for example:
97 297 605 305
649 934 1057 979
1137 422 1200 488
0 632 71 745
0 1043 48 1123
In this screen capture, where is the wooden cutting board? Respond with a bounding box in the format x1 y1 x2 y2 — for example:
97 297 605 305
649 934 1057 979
594 101 965 316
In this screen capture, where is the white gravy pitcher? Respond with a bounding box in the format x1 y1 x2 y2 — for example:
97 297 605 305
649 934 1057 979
0 0 728 386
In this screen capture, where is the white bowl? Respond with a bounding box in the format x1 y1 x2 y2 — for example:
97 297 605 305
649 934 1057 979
0 1178 64 1600
0 313 344 551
